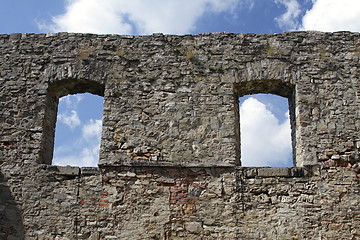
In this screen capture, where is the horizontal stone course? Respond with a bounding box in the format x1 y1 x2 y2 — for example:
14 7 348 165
0 31 359 239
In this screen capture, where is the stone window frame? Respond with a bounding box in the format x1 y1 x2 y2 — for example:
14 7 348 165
234 80 296 166
39 78 105 165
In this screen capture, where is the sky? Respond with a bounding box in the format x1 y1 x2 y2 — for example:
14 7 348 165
1 0 360 167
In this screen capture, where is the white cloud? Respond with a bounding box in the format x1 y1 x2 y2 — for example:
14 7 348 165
59 94 84 108
57 95 85 129
39 0 133 34
301 0 360 32
82 119 102 140
39 0 245 35
79 144 101 166
240 97 292 167
53 118 102 167
274 0 301 30
57 110 81 129
52 155 78 166
54 143 100 167
80 119 103 166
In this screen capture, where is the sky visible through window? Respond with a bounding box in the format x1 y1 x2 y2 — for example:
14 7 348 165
239 94 292 167
2 0 359 167
53 93 103 167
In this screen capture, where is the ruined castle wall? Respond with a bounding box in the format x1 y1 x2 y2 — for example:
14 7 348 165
11 165 358 240
0 32 359 239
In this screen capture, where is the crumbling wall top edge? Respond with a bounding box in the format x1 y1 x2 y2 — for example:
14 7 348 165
1 30 359 41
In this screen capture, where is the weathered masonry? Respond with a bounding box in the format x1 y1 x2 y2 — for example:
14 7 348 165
0 32 359 239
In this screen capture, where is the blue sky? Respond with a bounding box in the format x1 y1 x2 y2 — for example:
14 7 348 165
1 0 359 167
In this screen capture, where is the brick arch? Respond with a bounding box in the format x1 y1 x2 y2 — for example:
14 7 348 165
38 78 105 164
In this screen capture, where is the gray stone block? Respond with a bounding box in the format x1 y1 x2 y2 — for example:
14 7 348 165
257 167 290 177
56 166 80 176
1 31 359 239
81 167 100 175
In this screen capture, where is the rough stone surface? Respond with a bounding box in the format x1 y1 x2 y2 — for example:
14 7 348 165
0 32 359 239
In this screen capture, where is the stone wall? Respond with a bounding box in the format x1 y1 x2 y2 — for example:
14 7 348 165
0 32 359 239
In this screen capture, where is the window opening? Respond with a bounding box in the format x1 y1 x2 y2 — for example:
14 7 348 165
239 93 293 167
52 93 104 167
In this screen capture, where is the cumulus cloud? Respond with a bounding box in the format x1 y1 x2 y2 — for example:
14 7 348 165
53 93 103 167
39 0 133 34
79 144 101 166
53 142 101 167
240 97 292 167
52 155 78 167
57 110 81 129
39 0 245 34
56 95 84 129
53 146 100 167
53 118 102 167
59 94 84 108
274 0 301 30
300 0 360 32
82 119 102 140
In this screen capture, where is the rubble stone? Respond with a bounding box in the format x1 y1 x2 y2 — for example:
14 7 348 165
0 32 359 239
